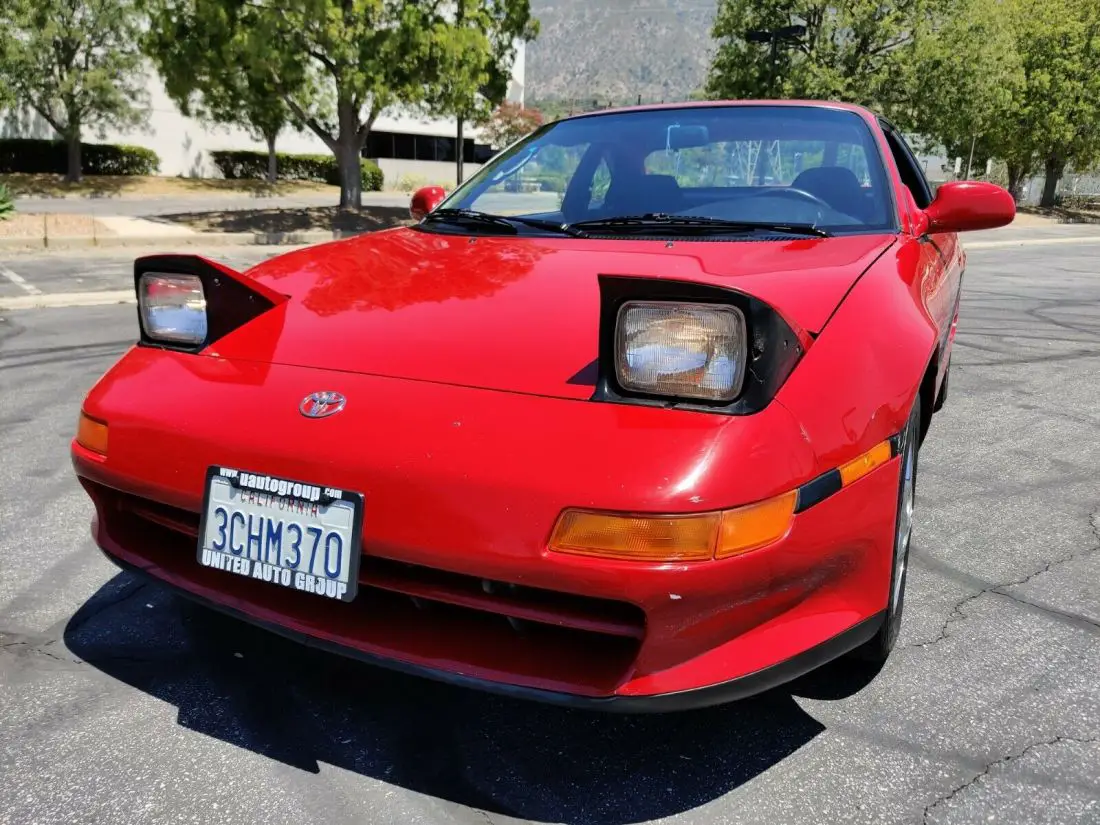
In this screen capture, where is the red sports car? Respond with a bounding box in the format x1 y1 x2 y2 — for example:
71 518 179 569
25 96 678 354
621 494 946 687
72 101 1015 710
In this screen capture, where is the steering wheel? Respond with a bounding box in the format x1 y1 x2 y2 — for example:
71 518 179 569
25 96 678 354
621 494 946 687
752 186 833 212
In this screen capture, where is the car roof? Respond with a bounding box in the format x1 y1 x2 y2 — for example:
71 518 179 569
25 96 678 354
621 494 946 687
559 99 880 126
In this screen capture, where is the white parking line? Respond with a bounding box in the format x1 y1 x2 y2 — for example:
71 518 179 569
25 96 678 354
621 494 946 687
966 236 1100 250
0 264 43 295
0 290 134 311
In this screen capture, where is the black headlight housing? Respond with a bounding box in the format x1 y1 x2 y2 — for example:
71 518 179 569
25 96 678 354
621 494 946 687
592 275 805 415
134 254 285 353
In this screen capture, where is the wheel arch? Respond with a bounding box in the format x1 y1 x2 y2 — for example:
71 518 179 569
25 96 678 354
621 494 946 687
774 244 940 479
918 347 940 445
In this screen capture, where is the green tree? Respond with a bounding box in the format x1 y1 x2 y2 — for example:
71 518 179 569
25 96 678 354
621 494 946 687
1009 0 1100 206
706 0 947 109
148 0 536 208
896 0 1027 188
146 9 294 183
0 0 148 182
422 0 538 183
900 0 1100 204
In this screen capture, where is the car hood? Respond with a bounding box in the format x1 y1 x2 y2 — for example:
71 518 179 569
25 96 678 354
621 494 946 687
215 227 896 400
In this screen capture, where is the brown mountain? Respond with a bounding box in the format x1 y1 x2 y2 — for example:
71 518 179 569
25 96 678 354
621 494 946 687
526 0 718 105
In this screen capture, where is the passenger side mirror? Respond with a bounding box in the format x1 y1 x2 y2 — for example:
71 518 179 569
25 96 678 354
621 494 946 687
410 186 447 221
923 181 1015 233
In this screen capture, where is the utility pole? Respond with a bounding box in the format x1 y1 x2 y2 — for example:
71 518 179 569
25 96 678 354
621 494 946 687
456 116 464 186
455 0 465 187
746 24 807 97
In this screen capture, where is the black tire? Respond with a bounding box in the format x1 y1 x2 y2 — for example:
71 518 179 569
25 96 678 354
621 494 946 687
933 356 950 412
849 396 921 663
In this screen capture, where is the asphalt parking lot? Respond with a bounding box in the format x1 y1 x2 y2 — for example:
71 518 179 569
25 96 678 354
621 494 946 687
1 233 1098 825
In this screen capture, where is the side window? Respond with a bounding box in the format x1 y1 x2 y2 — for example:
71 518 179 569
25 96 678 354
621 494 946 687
883 127 933 208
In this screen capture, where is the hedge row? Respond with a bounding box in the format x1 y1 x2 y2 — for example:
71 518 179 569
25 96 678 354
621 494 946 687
210 150 384 191
0 139 160 176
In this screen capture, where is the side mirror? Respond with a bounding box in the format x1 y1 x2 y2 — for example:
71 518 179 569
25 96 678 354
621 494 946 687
924 180 1016 234
410 186 447 221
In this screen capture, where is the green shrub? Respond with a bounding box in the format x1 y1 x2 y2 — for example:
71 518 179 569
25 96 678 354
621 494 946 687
211 150 334 182
0 184 13 220
212 150 384 191
532 172 568 193
0 139 159 175
360 159 384 192
324 158 384 192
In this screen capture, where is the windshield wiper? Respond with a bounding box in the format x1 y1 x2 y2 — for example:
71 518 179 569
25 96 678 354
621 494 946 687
570 213 831 238
422 208 587 237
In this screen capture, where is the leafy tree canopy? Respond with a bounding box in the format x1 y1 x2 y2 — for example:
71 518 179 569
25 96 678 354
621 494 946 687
0 0 148 181
146 3 294 182
706 0 949 109
147 0 537 207
706 0 1100 204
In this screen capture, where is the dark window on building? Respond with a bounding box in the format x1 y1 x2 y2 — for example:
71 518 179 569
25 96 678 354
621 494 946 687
364 129 493 165
393 133 416 160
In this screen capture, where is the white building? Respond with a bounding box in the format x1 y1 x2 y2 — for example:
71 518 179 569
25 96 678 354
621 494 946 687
2 43 526 186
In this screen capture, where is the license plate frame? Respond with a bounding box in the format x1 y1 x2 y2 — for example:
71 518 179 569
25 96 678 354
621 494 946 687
196 465 364 603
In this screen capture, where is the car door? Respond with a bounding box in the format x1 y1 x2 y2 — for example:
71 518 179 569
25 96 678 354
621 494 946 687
882 124 963 382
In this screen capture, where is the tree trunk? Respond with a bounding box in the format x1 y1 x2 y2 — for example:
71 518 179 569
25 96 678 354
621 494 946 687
1006 161 1027 203
335 99 362 209
1040 156 1065 208
335 141 361 209
65 132 82 183
265 133 278 184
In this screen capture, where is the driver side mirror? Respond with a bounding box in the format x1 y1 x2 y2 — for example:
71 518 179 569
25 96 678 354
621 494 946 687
923 181 1015 234
410 186 447 221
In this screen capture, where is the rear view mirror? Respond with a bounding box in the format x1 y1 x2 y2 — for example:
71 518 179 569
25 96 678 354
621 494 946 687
666 124 709 151
924 181 1015 233
410 186 447 221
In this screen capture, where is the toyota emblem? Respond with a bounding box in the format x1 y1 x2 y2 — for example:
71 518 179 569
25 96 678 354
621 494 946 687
300 391 346 419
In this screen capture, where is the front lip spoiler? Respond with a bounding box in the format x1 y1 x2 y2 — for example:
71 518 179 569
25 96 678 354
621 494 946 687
99 548 885 713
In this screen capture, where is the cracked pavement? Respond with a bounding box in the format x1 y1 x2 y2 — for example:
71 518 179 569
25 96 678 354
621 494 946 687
1 238 1099 825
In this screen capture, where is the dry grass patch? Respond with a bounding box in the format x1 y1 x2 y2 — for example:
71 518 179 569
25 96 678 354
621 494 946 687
0 213 115 238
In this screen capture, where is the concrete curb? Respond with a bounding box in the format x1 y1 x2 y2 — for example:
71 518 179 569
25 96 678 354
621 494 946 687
0 228 361 252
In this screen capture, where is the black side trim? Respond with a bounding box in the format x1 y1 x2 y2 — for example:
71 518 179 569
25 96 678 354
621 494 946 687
795 469 841 514
100 547 884 714
794 434 904 514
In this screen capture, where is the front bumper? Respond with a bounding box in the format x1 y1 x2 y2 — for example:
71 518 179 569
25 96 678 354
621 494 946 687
98 543 887 712
74 348 899 706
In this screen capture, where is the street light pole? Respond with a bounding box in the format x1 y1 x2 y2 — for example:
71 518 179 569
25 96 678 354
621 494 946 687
746 24 807 97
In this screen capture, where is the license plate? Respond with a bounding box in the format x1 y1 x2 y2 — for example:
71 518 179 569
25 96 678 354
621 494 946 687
196 466 363 602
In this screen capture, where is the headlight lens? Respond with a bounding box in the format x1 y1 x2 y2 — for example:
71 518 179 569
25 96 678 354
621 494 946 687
615 301 746 402
139 273 207 345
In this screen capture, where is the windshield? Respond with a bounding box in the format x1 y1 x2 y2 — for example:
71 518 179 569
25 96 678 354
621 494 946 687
435 105 896 236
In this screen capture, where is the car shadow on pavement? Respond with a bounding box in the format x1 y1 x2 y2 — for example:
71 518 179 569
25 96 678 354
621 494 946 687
66 573 845 825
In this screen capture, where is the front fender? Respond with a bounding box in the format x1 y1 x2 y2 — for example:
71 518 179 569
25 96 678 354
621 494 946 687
775 238 937 476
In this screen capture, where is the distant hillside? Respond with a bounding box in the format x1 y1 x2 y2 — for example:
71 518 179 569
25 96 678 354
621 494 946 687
526 0 717 105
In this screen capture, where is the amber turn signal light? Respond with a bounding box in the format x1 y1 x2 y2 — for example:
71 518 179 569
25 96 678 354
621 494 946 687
549 490 797 563
714 490 797 559
838 440 892 487
76 412 108 455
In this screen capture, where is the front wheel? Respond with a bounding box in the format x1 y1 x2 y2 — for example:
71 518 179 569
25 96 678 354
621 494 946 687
849 396 921 663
